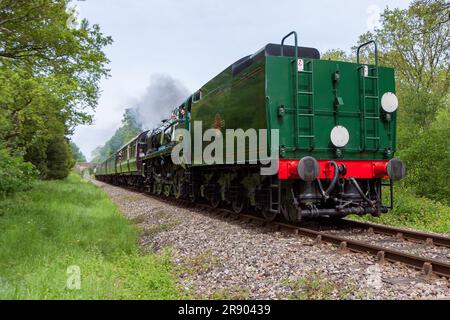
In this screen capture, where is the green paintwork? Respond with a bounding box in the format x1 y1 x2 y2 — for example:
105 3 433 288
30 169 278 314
98 43 398 173
190 56 266 164
98 135 144 176
266 57 396 160
189 53 397 165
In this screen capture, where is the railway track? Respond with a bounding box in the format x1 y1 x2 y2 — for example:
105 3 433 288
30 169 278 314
112 183 450 279
340 219 450 249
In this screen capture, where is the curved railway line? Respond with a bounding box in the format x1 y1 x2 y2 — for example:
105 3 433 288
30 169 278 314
106 182 450 280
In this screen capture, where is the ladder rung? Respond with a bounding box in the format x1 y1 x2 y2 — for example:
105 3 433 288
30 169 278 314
299 70 312 74
365 76 378 79
364 95 379 99
298 91 313 95
365 116 379 120
366 137 380 140
299 135 315 138
298 113 314 117
270 184 279 188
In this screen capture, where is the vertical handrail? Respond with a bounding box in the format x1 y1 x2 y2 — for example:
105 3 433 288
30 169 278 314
281 31 298 59
281 31 299 149
357 40 380 151
362 68 367 151
265 96 272 156
357 40 378 67
308 60 315 150
358 71 364 151
374 65 380 151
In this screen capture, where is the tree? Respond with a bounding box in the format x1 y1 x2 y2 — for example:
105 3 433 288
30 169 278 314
400 107 450 204
321 49 353 62
0 0 112 120
322 1 450 202
91 109 143 163
70 142 86 162
46 136 74 180
0 0 112 180
355 0 450 201
357 0 449 133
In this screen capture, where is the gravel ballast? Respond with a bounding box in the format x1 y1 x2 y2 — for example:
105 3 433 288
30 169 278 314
93 180 450 300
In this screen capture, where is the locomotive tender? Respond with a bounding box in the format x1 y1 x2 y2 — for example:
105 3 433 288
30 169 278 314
96 32 406 222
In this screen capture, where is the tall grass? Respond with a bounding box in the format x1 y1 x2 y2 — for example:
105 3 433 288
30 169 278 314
0 174 182 299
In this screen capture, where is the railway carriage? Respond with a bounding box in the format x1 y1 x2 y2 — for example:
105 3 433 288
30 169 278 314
96 32 406 222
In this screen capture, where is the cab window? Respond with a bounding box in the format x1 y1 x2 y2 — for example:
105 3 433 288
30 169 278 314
192 90 202 103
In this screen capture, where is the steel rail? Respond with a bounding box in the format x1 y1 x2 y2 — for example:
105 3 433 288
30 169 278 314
272 220 450 278
342 219 450 249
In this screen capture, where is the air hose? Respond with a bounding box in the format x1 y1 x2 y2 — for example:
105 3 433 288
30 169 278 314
317 161 339 200
349 177 373 205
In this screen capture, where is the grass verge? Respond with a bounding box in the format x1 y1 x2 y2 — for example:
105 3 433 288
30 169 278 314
0 174 183 299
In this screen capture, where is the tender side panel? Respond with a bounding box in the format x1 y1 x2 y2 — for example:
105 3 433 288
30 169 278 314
189 58 266 165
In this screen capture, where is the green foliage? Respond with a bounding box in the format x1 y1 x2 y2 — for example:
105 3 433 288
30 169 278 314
91 109 142 163
396 87 447 149
0 0 111 179
352 1 450 205
0 174 183 299
45 136 74 180
0 148 38 197
321 49 353 62
399 108 450 205
357 0 449 130
0 0 112 114
70 142 87 162
355 185 450 234
340 1 450 230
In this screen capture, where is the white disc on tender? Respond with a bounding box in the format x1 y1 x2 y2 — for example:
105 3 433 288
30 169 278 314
381 92 398 113
330 125 350 148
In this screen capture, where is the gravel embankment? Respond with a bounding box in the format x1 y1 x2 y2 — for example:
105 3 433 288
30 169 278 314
92 180 450 300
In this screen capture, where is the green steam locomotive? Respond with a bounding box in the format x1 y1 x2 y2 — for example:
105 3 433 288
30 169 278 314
96 32 405 222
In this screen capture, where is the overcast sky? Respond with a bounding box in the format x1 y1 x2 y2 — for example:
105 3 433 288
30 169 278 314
71 0 411 160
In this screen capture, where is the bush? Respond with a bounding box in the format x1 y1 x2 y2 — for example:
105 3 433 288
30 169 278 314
0 148 38 197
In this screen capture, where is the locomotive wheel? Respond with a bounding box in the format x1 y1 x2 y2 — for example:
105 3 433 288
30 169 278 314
164 184 171 197
155 182 163 195
230 184 246 214
210 194 221 209
173 182 182 199
281 203 300 223
173 173 184 199
231 198 245 214
261 206 278 222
